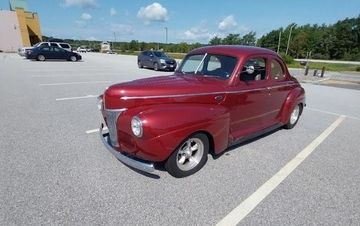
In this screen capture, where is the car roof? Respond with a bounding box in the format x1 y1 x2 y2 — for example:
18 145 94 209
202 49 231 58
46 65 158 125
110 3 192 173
188 45 279 58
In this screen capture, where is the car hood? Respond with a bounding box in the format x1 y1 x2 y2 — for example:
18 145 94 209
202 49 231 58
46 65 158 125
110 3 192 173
104 75 227 109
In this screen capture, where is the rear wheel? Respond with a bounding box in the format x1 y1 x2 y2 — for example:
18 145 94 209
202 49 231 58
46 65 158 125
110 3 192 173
37 55 45 61
165 133 209 178
153 62 159 71
138 61 143 68
70 56 77 62
284 104 302 129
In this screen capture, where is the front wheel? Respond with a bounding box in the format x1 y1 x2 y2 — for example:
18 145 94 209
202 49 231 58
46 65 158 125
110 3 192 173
284 104 302 129
70 56 77 62
165 133 209 178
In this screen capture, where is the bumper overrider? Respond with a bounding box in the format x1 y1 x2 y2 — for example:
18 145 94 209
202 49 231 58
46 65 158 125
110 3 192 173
99 123 155 173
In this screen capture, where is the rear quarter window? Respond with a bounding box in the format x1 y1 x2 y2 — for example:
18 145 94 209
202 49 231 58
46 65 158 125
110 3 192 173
270 60 285 80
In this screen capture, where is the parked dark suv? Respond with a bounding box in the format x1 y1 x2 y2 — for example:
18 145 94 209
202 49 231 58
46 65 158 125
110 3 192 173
137 50 177 71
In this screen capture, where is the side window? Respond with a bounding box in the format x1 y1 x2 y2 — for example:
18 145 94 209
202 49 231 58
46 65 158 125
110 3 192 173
50 43 58 47
240 57 267 82
207 56 221 71
270 60 285 80
40 43 48 47
54 47 65 52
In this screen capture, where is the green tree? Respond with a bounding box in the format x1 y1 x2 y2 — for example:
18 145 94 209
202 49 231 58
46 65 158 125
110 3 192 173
222 34 241 45
209 36 222 45
240 32 256 46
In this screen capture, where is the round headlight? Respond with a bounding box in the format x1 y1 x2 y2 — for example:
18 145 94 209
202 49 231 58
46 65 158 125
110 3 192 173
131 116 143 137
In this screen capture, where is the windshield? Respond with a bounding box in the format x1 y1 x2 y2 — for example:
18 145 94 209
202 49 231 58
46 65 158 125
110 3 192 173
178 53 237 79
153 51 169 58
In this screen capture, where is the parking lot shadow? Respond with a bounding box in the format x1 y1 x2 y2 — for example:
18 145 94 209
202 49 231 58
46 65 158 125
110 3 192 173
212 127 281 160
123 161 161 179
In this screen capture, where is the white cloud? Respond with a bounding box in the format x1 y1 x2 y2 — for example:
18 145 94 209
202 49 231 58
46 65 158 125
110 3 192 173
183 25 215 42
111 24 134 35
110 7 117 16
218 15 237 31
81 13 92 20
137 2 168 24
63 0 97 8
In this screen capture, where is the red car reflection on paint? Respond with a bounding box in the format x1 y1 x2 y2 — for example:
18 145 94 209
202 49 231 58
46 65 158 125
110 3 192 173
98 45 305 178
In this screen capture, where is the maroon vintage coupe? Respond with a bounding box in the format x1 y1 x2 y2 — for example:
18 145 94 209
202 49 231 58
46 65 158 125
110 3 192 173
98 45 305 177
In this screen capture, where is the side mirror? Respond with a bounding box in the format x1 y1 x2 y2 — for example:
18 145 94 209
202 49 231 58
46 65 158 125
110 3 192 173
149 54 154 57
245 65 255 74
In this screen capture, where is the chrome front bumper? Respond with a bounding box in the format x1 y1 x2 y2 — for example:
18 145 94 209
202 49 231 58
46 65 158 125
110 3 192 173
100 124 155 173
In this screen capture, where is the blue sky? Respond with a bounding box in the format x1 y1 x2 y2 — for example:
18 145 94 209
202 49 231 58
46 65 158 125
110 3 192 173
1 0 359 43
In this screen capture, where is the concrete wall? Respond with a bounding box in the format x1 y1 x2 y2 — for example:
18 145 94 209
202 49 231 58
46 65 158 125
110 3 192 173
0 10 22 52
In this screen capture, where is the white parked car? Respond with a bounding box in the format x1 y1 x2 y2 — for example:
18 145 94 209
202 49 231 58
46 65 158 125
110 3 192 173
18 47 33 56
34 42 72 52
77 46 87 53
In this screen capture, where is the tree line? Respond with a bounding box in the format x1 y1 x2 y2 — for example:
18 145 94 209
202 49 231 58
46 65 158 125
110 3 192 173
43 15 359 60
257 16 360 60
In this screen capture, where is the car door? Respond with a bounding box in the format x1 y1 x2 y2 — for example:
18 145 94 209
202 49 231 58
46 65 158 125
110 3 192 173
141 51 149 67
53 46 67 59
226 56 275 141
146 51 155 67
39 46 51 59
264 56 295 126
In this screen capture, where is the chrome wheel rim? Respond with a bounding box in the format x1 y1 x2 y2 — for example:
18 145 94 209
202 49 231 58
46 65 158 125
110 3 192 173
290 105 300 125
38 55 45 61
176 138 204 171
71 56 76 61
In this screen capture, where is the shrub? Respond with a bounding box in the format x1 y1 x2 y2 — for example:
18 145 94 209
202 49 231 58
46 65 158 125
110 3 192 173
356 66 360 72
280 54 294 64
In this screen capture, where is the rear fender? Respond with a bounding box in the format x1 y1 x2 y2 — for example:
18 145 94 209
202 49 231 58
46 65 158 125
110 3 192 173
280 87 305 124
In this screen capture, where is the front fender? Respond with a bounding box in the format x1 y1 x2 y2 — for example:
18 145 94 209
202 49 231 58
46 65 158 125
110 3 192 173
119 104 230 161
280 87 306 124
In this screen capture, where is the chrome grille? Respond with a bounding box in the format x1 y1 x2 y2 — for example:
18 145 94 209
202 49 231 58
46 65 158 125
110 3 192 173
104 108 126 147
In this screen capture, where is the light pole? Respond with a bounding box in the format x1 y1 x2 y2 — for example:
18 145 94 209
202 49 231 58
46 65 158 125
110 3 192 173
113 32 117 50
285 24 295 55
277 30 282 53
165 27 168 44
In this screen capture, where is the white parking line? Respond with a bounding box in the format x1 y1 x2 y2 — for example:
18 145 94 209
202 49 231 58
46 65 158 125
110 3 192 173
307 107 360 121
216 115 346 226
40 81 114 86
86 126 108 134
56 95 98 101
32 74 91 78
86 128 99 134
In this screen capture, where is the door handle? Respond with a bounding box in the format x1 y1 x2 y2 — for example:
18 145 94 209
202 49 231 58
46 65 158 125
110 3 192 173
266 87 271 95
215 95 224 102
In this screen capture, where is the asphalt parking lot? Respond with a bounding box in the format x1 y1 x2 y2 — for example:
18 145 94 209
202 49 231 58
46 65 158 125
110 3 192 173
1 53 360 225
